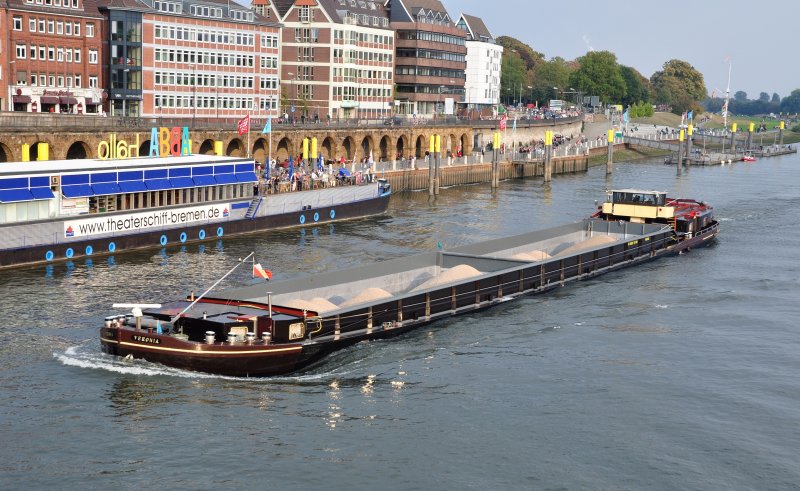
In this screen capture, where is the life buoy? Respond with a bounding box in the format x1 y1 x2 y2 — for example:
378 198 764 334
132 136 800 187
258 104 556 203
179 232 187 243
329 209 336 219
217 226 224 237
199 229 206 240
85 245 93 256
65 247 74 259
45 250 54 261
108 242 116 252
313 212 319 222
160 235 168 246
299 214 306 224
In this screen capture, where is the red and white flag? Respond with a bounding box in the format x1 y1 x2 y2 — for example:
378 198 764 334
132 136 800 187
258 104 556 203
253 262 272 280
499 114 507 130
237 115 250 136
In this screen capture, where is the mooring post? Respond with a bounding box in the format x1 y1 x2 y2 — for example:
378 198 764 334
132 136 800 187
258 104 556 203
677 129 684 175
685 123 693 168
606 129 614 175
544 130 553 183
434 134 441 195
730 123 737 153
491 132 500 188
746 122 754 151
779 120 785 145
428 134 435 196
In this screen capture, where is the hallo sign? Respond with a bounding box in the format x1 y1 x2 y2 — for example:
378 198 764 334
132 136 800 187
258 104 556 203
96 126 191 160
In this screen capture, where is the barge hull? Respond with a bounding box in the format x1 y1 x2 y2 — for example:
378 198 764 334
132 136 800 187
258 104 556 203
101 219 719 377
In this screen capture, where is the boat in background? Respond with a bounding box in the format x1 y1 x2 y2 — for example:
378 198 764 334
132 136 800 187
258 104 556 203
0 154 390 269
100 189 719 377
742 153 757 162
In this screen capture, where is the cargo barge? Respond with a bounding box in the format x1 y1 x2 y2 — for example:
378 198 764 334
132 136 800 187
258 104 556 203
100 189 719 377
0 153 390 269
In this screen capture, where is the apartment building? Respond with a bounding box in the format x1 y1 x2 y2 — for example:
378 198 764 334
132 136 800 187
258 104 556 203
273 0 395 121
456 13 502 117
5 0 105 114
386 0 466 116
100 0 282 118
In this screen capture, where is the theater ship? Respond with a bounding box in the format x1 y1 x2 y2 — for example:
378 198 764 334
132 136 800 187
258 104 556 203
0 134 391 269
99 189 720 377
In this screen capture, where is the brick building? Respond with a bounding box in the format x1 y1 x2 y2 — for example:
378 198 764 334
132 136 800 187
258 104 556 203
273 0 395 121
101 0 282 118
386 0 466 116
4 0 105 114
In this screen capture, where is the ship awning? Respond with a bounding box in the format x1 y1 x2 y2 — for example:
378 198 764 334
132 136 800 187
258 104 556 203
40 96 60 105
60 96 79 105
62 184 94 198
0 189 34 203
92 182 122 195
30 187 55 200
13 95 32 104
214 173 238 185
235 172 258 183
192 175 217 187
169 177 195 189
145 178 171 191
119 180 148 193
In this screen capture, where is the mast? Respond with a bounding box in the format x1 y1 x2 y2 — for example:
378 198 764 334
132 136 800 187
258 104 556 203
723 59 732 130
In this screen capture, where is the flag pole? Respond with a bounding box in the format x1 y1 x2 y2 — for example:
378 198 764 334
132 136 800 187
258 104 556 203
247 113 252 158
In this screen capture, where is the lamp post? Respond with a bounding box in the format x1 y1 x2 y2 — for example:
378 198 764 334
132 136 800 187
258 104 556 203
8 60 15 112
287 71 296 123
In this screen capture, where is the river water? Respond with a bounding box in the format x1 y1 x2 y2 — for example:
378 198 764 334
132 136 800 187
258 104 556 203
1 154 799 490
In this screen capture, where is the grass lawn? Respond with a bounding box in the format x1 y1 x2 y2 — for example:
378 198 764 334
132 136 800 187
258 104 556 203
630 112 682 127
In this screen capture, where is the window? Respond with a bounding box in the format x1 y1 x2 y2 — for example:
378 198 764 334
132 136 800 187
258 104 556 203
74 49 81 62
39 20 45 32
13 16 22 31
48 47 55 61
57 48 64 62
88 49 97 64
86 23 94 37
89 75 98 88
74 75 81 87
74 22 80 36
48 20 54 34
65 22 71 35
39 46 46 59
66 49 72 62
16 44 27 59
30 45 37 60
29 18 36 32
57 22 63 35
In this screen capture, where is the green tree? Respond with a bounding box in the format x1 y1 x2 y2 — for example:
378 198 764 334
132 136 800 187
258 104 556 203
758 92 770 102
569 50 626 104
734 90 748 101
781 89 800 113
772 93 781 103
500 51 527 106
620 65 652 106
530 57 573 104
650 59 707 115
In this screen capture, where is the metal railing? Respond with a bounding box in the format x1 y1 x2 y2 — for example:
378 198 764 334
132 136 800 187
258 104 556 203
0 112 582 132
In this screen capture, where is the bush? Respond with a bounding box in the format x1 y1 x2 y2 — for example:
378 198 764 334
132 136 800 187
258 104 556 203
792 124 800 133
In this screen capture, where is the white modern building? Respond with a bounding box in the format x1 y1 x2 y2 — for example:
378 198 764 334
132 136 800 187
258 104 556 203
456 13 502 117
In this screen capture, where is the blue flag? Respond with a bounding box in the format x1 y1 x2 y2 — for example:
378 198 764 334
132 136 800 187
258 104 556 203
288 155 294 180
262 117 272 134
156 320 162 334
687 110 693 121
512 118 517 130
317 154 324 172
622 110 629 123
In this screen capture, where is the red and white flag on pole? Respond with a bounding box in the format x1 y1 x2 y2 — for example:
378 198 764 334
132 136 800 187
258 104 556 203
499 114 507 130
237 115 250 136
253 262 272 280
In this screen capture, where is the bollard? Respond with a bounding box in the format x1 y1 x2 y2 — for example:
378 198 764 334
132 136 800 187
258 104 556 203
544 130 553 182
676 130 684 175
428 135 435 196
606 129 614 175
779 121 785 145
434 135 441 195
730 123 737 152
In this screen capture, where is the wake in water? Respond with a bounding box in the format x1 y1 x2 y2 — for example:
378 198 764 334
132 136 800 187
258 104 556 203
53 342 375 383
